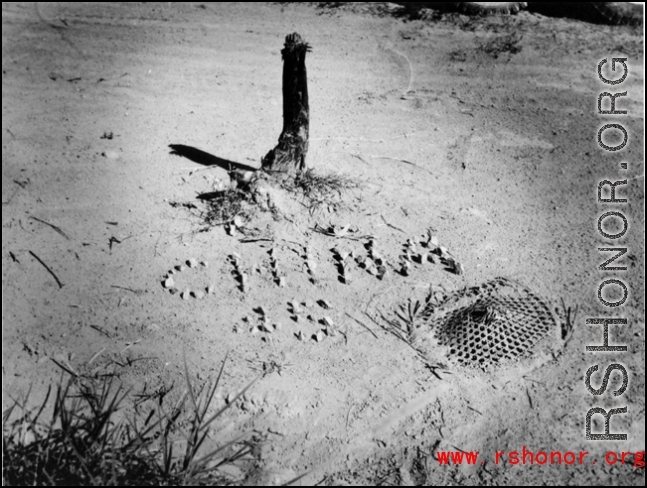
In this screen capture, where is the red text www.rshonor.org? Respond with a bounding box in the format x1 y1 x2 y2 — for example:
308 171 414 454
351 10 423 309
436 447 645 468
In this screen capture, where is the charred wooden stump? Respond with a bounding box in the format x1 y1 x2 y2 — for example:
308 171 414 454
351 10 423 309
261 33 311 174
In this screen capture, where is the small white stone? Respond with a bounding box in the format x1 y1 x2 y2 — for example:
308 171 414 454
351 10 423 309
314 331 325 343
273 323 282 331
291 302 302 314
306 259 317 270
207 284 215 294
181 290 191 300
193 290 205 300
296 331 305 341
439 246 449 257
163 277 175 288
278 276 287 287
430 235 439 248
187 258 198 268
323 316 334 327
201 260 209 268
233 215 244 228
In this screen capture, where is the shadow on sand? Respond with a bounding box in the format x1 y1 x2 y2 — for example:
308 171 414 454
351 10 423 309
169 144 259 172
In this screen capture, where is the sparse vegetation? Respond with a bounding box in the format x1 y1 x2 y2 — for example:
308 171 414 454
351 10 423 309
196 169 358 229
479 32 523 58
3 357 257 486
202 187 258 227
279 168 358 214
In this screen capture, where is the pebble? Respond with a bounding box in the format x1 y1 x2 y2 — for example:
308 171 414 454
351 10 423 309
168 287 179 295
278 276 287 287
163 277 175 288
427 252 439 264
201 260 209 268
176 265 186 272
233 215 244 228
439 246 449 257
291 301 302 314
207 284 215 294
430 235 439 248
306 259 317 270
273 323 282 331
296 331 305 341
181 290 191 300
319 299 332 309
192 290 205 300
187 258 198 268
377 265 388 280
314 331 325 342
323 316 334 327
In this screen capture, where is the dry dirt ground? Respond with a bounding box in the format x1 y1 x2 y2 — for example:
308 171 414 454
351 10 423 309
2 2 645 485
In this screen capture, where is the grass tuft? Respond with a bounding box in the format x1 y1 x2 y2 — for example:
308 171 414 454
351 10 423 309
280 168 358 214
3 357 257 486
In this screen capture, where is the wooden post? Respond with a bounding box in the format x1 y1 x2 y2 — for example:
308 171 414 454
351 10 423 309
261 33 311 174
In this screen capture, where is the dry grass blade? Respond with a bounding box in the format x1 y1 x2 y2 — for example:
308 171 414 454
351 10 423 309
282 470 312 486
560 298 578 344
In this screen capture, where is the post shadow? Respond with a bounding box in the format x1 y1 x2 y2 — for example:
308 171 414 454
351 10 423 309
168 144 259 172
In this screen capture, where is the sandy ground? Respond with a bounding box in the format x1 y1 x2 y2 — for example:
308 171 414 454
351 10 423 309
2 2 645 485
